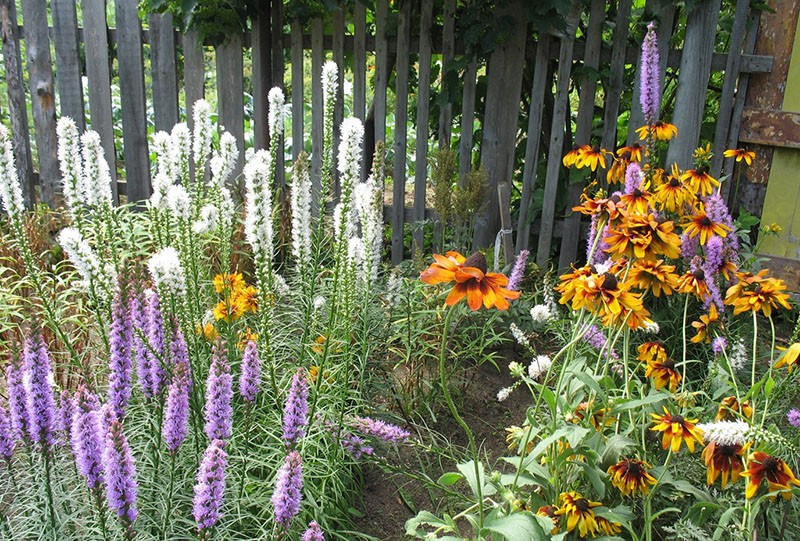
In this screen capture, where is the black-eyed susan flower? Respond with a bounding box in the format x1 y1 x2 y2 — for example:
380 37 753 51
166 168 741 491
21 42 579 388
628 259 679 297
690 305 720 344
715 396 753 421
213 299 246 322
196 322 219 341
597 516 623 536
213 272 246 294
645 357 681 392
608 458 657 496
604 213 681 261
572 193 626 220
650 407 704 452
563 144 591 168
725 270 791 318
620 186 653 215
553 492 601 538
741 452 800 500
607 159 629 185
575 146 612 171
723 148 756 166
617 143 645 162
421 251 520 310
703 441 745 489
654 173 695 213
233 285 259 314
677 268 710 301
683 212 730 245
637 341 667 364
537 505 560 534
681 167 720 197
636 121 678 141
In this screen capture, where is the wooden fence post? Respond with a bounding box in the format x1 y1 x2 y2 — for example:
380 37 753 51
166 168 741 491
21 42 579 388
291 20 304 161
374 0 389 145
498 183 514 268
270 0 285 189
311 17 324 197
392 1 411 264
184 30 205 125
216 34 245 182
149 12 179 132
438 0 456 148
458 60 478 185
412 0 433 256
252 7 272 151
52 0 86 132
600 0 633 157
21 0 61 207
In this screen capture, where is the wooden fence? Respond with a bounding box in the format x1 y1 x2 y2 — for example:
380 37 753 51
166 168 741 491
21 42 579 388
0 0 774 268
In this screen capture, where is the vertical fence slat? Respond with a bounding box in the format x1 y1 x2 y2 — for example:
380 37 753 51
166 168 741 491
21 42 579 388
52 0 85 132
22 0 60 206
374 0 389 144
600 0 632 155
438 0 456 148
216 35 245 180
536 7 580 268
252 8 272 151
311 18 324 196
291 20 304 160
1 0 34 206
333 7 345 196
412 0 433 254
354 3 366 122
559 0 605 269
666 0 721 168
149 13 179 132
458 60 478 183
183 30 205 126
271 0 285 188
82 0 117 189
516 33 552 253
392 2 411 264
115 0 151 202
711 0 750 179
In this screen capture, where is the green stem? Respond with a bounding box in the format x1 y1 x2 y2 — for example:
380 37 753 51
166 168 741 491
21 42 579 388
680 295 690 395
161 453 176 540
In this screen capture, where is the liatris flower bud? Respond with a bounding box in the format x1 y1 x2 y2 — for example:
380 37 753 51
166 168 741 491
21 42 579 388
56 390 75 445
712 336 727 355
170 326 192 385
192 99 213 169
291 152 313 267
24 334 56 451
56 117 84 212
103 420 138 536
282 369 309 447
193 439 228 536
272 450 304 532
145 289 167 397
108 291 133 420
204 342 233 441
148 247 187 298
301 521 325 541
209 132 239 188
59 227 116 298
0 405 15 462
639 21 660 124
80 130 114 209
0 124 26 219
239 341 261 404
787 409 800 429
321 61 338 108
584 325 619 359
350 417 411 444
243 149 274 262
163 359 191 455
151 131 174 180
71 387 105 491
6 349 29 443
506 250 530 291
171 123 191 185
131 288 155 399
267 87 289 139
624 162 644 195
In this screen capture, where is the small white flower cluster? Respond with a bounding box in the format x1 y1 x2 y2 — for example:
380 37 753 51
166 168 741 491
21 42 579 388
56 118 83 211
58 227 116 296
641 320 660 334
192 99 213 168
151 130 174 179
697 420 749 446
496 387 512 402
165 185 191 221
290 153 312 267
171 123 191 184
243 150 274 262
509 323 529 347
79 131 113 209
272 273 290 297
209 131 239 188
0 124 25 219
267 87 290 139
729 337 748 372
335 118 365 279
354 179 383 282
313 295 327 312
508 361 525 378
385 273 405 308
192 204 219 235
528 355 552 380
217 187 236 233
148 247 186 298
529 304 555 325
321 61 338 109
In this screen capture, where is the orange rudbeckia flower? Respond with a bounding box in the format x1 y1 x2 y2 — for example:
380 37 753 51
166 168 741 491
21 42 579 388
724 270 791 318
636 121 678 141
608 458 657 496
723 148 756 166
650 407 704 453
683 212 730 245
703 441 745 489
421 252 520 311
741 451 800 500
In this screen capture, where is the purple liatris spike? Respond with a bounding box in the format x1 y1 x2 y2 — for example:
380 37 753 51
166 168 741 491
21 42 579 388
301 521 325 541
506 250 529 292
103 420 138 533
272 450 304 532
130 287 153 398
282 369 309 447
163 359 191 455
350 417 411 444
6 349 28 443
584 325 619 359
170 325 192 386
712 336 727 356
24 334 56 451
57 390 75 445
192 439 228 534
787 408 800 428
108 291 133 419
146 289 167 396
71 386 105 491
0 405 15 461
239 340 261 404
681 231 700 262
639 21 660 124
204 342 233 441
624 162 644 195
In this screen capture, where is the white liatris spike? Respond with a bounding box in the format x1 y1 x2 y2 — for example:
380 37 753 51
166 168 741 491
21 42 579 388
0 126 25 219
151 131 174 179
150 172 174 209
337 118 363 183
291 154 312 266
170 123 191 184
528 355 553 380
192 204 219 234
217 187 236 232
267 87 289 139
148 247 187 298
696 421 749 446
56 117 83 212
210 132 239 187
243 150 274 261
59 227 115 293
321 61 338 106
192 99 213 168
347 236 365 273
509 323 529 347
80 130 113 209
354 180 382 282
166 185 191 221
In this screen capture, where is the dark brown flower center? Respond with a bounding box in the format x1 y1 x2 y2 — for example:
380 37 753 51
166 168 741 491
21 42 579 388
610 194 621 204
463 252 488 274
753 284 763 295
633 189 644 198
700 216 713 227
671 414 685 424
626 460 643 475
699 166 709 175
719 444 740 458
663 359 675 370
575 498 590 513
669 178 680 187
601 272 619 291
762 456 779 475
592 146 600 153
693 269 705 281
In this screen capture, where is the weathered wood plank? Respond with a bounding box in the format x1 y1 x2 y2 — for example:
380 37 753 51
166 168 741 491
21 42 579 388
412 0 433 254
600 0 632 156
438 0 456 147
458 60 478 184
516 34 552 253
183 30 205 125
1 0 34 207
22 0 61 207
474 1 528 249
291 20 304 160
333 7 345 195
270 0 285 188
497 183 514 267
311 18 324 195
252 8 272 151
374 0 389 144
392 2 411 264
666 0 721 168
52 0 85 132
353 3 366 122
559 0 605 269
149 13 179 132
81 0 117 189
115 0 151 202
536 6 579 268
215 34 245 180
739 108 800 148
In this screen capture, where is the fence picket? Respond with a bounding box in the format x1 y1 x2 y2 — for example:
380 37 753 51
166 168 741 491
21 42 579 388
458 60 478 184
600 0 633 156
183 30 205 125
216 34 245 180
291 20 304 161
333 7 345 195
271 0 285 189
374 0 389 144
412 0 433 255
149 13 179 132
311 18 324 199
354 3 366 123
52 0 85 132
252 9 272 151
392 2 411 264
438 0 456 148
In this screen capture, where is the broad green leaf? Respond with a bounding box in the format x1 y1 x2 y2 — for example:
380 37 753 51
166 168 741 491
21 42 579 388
456 460 497 497
483 513 548 541
405 511 455 536
437 472 464 486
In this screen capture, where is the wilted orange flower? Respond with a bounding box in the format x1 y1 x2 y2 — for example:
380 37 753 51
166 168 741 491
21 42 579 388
741 452 800 500
421 251 519 311
645 357 681 392
232 285 259 314
312 335 327 355
213 272 246 294
676 269 710 301
556 265 594 307
690 305 720 344
628 259 679 297
608 458 657 496
723 148 756 166
607 159 628 184
573 193 626 220
715 396 753 421
725 270 791 318
774 342 800 373
681 167 720 196
683 212 730 245
563 144 591 168
537 505 560 534
637 341 667 364
597 516 623 536
636 121 678 141
703 441 745 489
575 146 612 171
650 407 704 452
617 143 645 162
604 213 681 261
553 492 602 538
